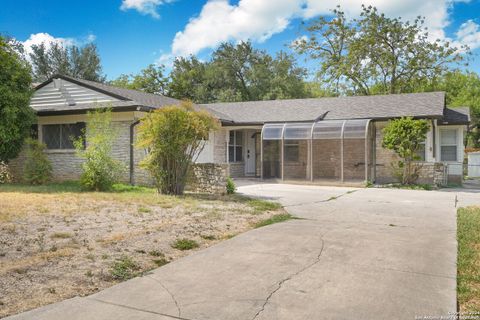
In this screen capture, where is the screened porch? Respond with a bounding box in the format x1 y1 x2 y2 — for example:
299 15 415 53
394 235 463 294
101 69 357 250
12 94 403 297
261 119 374 183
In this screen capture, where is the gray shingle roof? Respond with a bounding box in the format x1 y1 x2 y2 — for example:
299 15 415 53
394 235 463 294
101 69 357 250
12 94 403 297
439 107 470 125
201 92 447 124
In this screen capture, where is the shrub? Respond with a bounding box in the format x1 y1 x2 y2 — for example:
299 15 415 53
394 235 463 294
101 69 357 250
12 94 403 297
226 177 236 194
74 108 123 191
382 117 429 185
110 256 140 281
171 238 199 250
23 138 52 185
136 101 220 195
0 161 12 184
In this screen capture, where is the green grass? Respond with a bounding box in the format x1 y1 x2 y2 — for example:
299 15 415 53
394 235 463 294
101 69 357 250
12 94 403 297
152 258 169 267
245 199 282 213
254 213 295 228
0 181 155 194
110 256 140 281
379 183 434 191
171 238 199 251
457 206 480 312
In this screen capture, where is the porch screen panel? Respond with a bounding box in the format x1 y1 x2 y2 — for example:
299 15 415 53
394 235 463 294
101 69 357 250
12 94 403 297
262 124 284 179
283 123 313 180
312 120 344 181
343 119 369 181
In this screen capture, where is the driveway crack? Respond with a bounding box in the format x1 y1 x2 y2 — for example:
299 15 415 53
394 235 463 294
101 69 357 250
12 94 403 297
251 235 327 320
146 275 182 318
284 190 357 208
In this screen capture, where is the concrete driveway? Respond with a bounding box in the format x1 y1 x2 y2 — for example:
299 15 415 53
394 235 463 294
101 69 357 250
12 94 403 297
8 183 475 320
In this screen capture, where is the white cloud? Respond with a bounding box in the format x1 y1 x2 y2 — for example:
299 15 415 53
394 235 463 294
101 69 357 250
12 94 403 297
168 0 476 57
120 0 172 19
455 20 480 50
21 32 96 60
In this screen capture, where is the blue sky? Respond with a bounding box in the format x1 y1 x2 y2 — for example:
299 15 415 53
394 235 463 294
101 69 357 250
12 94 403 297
1 0 480 80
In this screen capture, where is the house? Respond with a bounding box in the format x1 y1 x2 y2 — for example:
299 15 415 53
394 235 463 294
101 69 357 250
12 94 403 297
9 75 470 187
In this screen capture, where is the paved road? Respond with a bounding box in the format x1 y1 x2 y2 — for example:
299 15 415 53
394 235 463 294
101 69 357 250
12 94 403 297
8 184 478 320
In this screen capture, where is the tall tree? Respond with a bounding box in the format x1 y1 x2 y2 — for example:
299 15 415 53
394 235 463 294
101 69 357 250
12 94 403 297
292 5 468 95
29 42 104 82
0 36 34 162
168 41 309 103
109 64 168 95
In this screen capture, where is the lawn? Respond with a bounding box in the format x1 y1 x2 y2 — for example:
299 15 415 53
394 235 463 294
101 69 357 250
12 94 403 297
457 206 480 312
0 181 285 318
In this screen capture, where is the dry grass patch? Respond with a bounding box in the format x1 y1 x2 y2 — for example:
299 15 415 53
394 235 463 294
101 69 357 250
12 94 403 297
0 182 284 318
458 206 480 313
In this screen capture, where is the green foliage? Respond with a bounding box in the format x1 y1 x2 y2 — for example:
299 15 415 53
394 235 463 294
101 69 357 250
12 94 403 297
0 36 34 163
29 42 104 82
168 41 309 103
74 108 123 191
247 199 282 213
226 177 236 194
0 161 12 184
421 71 480 147
382 117 429 184
110 256 140 281
171 238 199 250
109 64 168 95
136 101 220 195
292 5 467 95
457 206 480 311
254 213 295 228
23 138 52 185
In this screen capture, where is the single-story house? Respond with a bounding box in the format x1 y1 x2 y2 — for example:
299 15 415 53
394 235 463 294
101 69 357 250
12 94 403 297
9 74 470 188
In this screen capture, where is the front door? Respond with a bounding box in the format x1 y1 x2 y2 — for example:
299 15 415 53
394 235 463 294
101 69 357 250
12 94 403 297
245 130 257 176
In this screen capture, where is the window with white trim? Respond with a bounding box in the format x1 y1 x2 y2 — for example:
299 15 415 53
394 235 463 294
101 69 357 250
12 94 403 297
440 129 458 162
42 123 85 150
228 130 243 162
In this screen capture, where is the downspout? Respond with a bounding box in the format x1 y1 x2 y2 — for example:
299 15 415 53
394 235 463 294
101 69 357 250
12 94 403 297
130 119 141 185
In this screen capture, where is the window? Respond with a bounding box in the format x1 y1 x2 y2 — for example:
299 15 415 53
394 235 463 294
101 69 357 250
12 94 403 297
284 140 300 162
440 129 458 162
42 123 85 150
416 140 426 161
228 130 243 162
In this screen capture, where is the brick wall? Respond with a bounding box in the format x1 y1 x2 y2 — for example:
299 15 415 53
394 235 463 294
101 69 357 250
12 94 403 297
186 163 228 194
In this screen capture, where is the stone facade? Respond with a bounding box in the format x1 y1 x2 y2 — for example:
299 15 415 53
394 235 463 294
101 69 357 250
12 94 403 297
187 163 228 194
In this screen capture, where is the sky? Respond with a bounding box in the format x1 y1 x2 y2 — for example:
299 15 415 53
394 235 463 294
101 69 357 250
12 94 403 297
1 0 480 80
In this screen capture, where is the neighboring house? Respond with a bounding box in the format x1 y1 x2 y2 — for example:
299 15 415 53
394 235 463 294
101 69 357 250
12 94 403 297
9 75 470 186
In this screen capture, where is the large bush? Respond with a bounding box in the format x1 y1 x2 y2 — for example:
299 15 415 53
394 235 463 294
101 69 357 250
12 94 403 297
0 36 35 163
74 108 123 191
382 117 429 185
136 101 219 195
23 138 52 185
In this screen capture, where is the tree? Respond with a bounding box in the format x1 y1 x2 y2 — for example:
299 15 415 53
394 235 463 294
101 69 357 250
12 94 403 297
292 5 467 95
136 101 220 195
167 41 309 103
382 117 430 184
109 64 168 95
0 35 34 163
30 42 104 82
74 107 123 191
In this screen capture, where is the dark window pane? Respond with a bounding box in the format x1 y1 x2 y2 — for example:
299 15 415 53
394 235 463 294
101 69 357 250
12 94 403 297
229 131 235 145
61 123 84 149
228 146 235 163
235 146 242 162
441 146 457 161
235 131 243 145
42 125 61 149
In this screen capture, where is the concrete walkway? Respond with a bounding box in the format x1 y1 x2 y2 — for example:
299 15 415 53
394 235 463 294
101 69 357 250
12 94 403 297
8 184 477 320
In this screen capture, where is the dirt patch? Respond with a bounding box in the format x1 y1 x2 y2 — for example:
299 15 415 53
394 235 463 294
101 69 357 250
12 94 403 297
0 190 283 318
